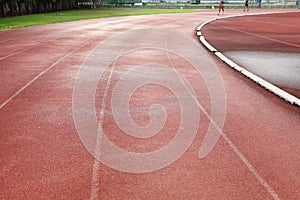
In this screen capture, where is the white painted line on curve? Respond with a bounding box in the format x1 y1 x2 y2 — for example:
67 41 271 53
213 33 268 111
0 39 94 110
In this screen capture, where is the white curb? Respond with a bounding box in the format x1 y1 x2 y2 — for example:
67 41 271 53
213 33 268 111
197 11 300 107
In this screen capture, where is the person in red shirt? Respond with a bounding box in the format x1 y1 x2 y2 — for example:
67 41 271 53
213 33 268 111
218 0 225 15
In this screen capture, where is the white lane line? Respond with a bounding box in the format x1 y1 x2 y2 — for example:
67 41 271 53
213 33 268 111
0 35 71 61
89 31 137 200
169 54 281 200
241 17 300 29
89 60 116 200
214 12 300 47
89 153 101 200
0 37 18 43
0 36 66 61
218 24 300 48
0 43 41 61
221 132 281 200
0 38 94 110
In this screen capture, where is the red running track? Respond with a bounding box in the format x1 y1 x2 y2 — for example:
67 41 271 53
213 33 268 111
0 10 300 200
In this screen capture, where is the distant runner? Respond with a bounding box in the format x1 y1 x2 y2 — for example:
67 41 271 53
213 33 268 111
218 0 225 15
244 0 249 11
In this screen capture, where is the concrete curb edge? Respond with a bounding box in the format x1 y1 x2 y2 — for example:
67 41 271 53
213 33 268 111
196 11 300 107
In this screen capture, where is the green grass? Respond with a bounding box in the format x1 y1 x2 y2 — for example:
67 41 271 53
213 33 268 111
0 8 201 30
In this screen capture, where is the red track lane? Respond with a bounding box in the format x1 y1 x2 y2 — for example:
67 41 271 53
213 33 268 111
0 10 299 200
